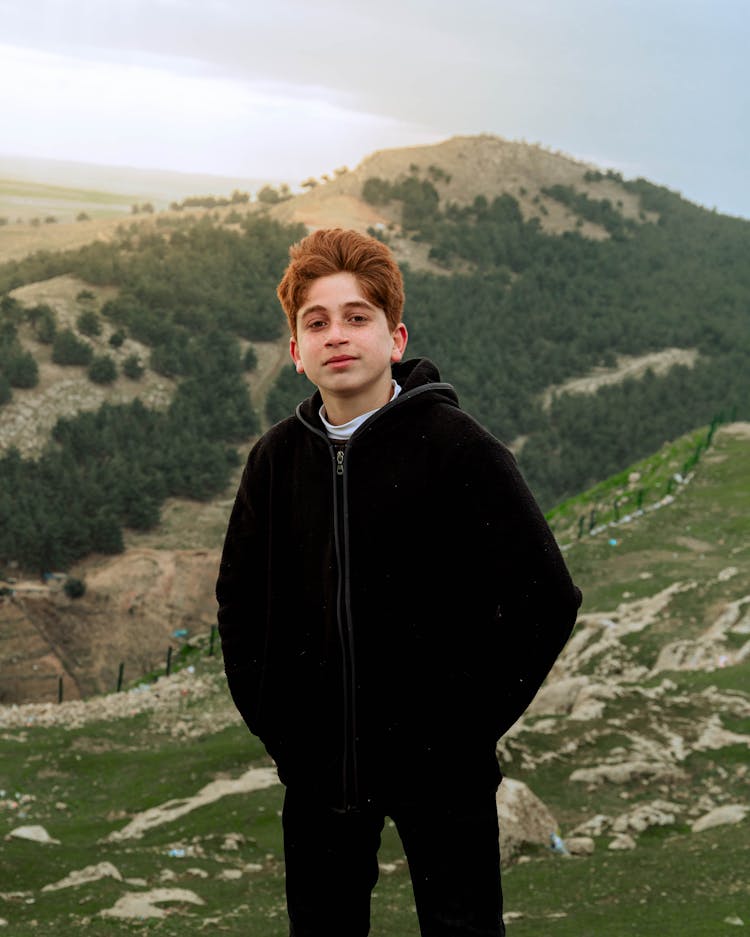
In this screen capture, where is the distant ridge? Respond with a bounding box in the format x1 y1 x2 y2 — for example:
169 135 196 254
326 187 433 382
0 153 280 206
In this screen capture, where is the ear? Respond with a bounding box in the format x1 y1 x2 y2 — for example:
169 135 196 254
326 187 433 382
390 323 408 363
289 337 305 374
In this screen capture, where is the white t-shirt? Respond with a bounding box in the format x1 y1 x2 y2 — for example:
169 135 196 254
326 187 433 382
320 381 402 441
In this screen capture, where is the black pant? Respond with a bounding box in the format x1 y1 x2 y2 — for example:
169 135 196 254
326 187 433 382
282 785 505 937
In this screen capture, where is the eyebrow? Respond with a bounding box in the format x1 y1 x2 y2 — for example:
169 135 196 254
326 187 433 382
300 299 376 317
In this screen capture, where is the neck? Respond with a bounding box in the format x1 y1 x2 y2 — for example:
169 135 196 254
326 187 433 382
321 379 394 426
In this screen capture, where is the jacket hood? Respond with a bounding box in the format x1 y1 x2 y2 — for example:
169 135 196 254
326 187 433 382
296 357 458 429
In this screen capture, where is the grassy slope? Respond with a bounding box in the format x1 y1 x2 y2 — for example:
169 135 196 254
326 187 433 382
0 426 748 935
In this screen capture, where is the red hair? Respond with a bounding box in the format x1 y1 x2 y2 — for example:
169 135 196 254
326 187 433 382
277 228 404 338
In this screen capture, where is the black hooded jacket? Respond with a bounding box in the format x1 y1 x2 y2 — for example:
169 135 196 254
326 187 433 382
216 358 581 809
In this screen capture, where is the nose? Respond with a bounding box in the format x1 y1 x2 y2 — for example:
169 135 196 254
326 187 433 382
325 319 348 345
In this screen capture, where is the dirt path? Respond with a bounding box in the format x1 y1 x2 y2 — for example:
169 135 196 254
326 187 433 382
542 348 699 410
245 335 291 431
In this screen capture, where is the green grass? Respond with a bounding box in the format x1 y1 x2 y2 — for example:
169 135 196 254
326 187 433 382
1 424 749 934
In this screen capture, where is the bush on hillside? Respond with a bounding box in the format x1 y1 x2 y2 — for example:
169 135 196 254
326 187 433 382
122 354 144 380
52 330 94 366
28 304 57 344
88 355 117 385
3 350 39 389
243 345 258 372
76 309 102 337
63 577 86 599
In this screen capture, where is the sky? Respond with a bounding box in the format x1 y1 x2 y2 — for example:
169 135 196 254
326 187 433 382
1 0 748 217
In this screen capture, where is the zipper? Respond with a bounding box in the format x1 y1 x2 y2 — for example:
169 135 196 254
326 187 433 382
332 442 359 810
294 382 457 810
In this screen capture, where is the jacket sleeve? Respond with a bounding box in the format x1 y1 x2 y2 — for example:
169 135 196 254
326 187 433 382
461 431 582 739
215 451 268 737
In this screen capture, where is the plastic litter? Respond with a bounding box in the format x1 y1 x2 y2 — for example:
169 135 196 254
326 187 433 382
549 832 569 856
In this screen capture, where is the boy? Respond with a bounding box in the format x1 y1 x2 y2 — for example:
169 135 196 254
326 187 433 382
216 228 581 936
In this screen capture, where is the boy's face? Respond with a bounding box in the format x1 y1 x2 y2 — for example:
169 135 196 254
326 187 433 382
290 271 408 423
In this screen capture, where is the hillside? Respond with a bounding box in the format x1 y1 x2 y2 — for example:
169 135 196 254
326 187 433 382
1 424 747 935
1 133 749 698
271 134 655 243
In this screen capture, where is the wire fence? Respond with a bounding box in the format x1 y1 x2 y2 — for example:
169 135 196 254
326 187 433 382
556 410 735 546
0 624 220 706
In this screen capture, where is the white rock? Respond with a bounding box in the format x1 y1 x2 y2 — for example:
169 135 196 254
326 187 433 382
694 718 750 752
217 869 243 881
528 677 588 716
724 915 744 926
497 778 558 865
612 800 681 834
570 761 684 786
608 833 636 850
105 766 279 842
566 836 595 856
691 804 748 833
43 862 122 891
569 814 612 837
100 888 205 920
7 825 60 845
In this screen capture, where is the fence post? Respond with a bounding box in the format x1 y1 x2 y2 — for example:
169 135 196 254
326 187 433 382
166 645 173 677
58 675 64 704
117 662 125 693
209 624 217 657
577 516 585 539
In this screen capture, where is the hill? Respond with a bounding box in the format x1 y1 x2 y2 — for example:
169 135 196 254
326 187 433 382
1 423 747 935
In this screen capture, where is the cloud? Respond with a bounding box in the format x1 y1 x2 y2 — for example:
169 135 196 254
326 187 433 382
0 41 440 179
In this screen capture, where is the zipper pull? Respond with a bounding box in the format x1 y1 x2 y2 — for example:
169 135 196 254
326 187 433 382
336 449 344 476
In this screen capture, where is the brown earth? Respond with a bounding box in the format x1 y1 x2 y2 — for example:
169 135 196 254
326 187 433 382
0 549 219 704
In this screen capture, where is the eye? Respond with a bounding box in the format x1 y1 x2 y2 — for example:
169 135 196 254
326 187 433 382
349 314 368 324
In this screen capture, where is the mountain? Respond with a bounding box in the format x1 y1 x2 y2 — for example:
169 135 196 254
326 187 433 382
1 422 748 935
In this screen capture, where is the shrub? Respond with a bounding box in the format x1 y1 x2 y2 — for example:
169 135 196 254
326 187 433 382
0 373 11 405
52 329 94 366
122 354 144 380
30 304 57 344
243 345 258 372
4 350 39 389
76 309 102 336
63 577 86 599
108 329 126 348
88 355 117 384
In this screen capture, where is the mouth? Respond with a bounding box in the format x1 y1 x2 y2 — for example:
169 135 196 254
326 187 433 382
325 355 356 366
